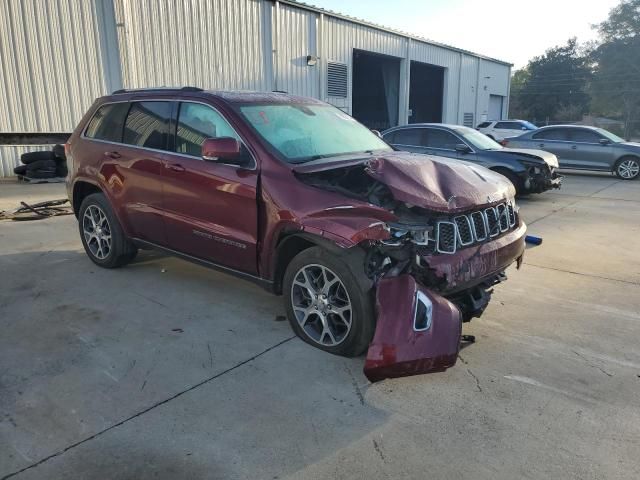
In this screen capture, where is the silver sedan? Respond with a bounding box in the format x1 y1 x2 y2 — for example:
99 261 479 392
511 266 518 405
504 125 640 180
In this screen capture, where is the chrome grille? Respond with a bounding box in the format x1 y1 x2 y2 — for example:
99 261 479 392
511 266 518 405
433 201 518 254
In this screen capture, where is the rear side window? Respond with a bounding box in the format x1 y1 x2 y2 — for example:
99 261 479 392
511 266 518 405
570 129 601 143
392 128 424 146
123 101 172 150
533 128 569 141
425 129 459 150
84 103 129 142
495 121 521 130
175 102 241 156
477 122 492 129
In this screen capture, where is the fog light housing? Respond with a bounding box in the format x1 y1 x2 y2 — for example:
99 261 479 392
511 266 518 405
413 291 433 331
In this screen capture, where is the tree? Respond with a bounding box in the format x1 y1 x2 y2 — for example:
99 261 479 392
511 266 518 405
511 39 592 123
590 0 640 139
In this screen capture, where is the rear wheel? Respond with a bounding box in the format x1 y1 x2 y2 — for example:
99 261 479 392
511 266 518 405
283 246 375 357
615 157 640 180
78 193 137 268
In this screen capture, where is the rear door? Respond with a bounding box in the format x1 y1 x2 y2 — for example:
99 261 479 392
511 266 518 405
567 128 615 170
161 100 259 274
531 128 572 167
82 100 169 245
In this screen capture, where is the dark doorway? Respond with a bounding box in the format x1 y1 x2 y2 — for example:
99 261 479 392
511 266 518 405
409 61 444 123
352 50 401 131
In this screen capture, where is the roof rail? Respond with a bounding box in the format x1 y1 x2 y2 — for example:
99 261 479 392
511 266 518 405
111 86 204 95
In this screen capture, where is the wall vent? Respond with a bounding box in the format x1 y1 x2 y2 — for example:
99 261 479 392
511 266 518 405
327 62 348 98
463 113 474 128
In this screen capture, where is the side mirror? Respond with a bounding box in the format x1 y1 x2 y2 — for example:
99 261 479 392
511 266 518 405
599 138 611 145
202 137 247 166
371 129 382 138
455 144 471 154
521 126 527 130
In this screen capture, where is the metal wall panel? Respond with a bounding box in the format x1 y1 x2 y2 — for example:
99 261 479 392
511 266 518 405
0 0 117 133
115 0 270 91
0 145 53 178
273 4 319 98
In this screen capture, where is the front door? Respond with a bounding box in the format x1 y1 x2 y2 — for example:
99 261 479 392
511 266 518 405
567 128 615 170
161 101 259 274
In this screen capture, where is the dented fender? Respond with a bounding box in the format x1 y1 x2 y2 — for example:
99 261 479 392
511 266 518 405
364 275 462 382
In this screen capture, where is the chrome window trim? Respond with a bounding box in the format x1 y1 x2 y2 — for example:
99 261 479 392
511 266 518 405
80 98 257 171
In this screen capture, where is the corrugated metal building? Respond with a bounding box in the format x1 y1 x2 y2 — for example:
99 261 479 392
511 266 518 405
0 0 512 177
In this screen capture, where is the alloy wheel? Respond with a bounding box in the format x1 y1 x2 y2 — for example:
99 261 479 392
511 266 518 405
290 264 352 347
82 205 112 260
618 159 640 179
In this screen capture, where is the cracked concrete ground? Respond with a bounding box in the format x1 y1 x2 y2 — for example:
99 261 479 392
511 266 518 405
1 172 639 479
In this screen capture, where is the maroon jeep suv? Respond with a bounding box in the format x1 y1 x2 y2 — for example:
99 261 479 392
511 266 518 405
66 88 526 381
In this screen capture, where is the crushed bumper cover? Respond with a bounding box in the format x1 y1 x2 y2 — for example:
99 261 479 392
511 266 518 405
364 275 462 382
524 169 563 193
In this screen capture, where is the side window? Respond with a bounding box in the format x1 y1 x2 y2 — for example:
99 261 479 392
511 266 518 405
176 102 241 156
477 122 492 129
123 101 172 150
495 121 520 130
393 128 424 146
425 129 460 150
532 129 568 141
570 129 601 143
84 103 129 142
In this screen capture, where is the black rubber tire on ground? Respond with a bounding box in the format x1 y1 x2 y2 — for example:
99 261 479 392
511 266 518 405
614 156 640 180
25 159 57 171
52 144 66 160
13 164 28 175
493 168 524 196
21 150 55 165
78 193 138 268
283 246 375 357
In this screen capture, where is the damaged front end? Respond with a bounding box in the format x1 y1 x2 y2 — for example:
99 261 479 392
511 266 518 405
293 152 526 382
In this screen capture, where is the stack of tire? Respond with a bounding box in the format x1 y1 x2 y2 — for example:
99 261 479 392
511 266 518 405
13 144 67 180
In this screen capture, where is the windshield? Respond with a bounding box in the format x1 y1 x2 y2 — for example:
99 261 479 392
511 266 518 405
238 104 392 163
596 128 624 143
453 126 504 150
522 121 538 130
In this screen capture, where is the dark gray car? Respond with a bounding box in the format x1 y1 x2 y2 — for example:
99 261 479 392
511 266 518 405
503 125 640 180
382 123 562 194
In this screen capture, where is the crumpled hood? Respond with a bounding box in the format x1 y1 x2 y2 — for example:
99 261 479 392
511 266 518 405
362 152 514 213
498 148 559 168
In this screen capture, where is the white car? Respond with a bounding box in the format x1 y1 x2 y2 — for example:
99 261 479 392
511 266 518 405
477 120 538 142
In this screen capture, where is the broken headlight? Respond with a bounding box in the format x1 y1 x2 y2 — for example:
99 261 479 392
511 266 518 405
383 223 434 247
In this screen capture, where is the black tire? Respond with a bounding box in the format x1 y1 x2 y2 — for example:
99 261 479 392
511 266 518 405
21 151 55 165
25 159 56 171
78 193 138 268
25 170 57 179
283 246 375 357
52 144 66 160
614 156 640 180
494 168 524 196
13 164 28 175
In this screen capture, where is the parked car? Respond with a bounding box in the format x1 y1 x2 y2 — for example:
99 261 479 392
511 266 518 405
66 88 526 381
382 123 562 194
477 119 538 141
503 125 640 180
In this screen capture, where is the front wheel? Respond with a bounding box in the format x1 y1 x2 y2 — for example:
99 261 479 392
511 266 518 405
283 247 375 357
615 157 640 180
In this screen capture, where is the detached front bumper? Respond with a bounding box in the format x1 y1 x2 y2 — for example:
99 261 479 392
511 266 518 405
522 167 563 193
364 275 461 382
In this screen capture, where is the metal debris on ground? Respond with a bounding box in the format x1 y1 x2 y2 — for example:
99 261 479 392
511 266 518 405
0 199 73 221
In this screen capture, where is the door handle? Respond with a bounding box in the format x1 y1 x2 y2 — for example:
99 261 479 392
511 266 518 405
166 163 185 172
571 145 577 150
104 151 121 159
538 143 545 148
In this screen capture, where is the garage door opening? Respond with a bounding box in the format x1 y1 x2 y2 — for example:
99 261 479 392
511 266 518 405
352 50 401 131
408 61 444 123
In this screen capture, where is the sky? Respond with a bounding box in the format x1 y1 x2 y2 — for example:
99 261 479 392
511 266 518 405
308 0 621 69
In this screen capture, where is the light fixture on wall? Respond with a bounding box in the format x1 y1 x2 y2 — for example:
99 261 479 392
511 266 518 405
306 55 318 66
